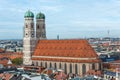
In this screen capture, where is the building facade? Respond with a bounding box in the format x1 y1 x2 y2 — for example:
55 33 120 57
23 10 102 75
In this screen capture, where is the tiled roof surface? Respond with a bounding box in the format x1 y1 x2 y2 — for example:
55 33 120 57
0 73 12 80
86 70 102 77
33 39 98 58
0 52 23 60
0 49 4 53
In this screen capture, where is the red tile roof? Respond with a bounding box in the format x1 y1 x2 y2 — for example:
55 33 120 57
33 39 98 58
86 70 102 76
0 52 23 60
32 39 101 62
0 49 4 53
0 73 13 80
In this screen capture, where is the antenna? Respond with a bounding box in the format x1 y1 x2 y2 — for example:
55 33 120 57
57 35 59 40
107 30 110 37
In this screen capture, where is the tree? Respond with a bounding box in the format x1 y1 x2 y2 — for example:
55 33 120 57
12 58 23 65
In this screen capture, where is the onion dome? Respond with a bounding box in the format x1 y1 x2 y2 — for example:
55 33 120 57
24 10 34 18
36 12 45 19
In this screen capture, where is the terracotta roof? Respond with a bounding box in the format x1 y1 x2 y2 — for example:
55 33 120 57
0 52 23 60
0 49 4 53
86 70 102 76
33 39 98 58
0 73 12 80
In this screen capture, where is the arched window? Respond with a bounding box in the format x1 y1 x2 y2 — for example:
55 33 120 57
70 64 72 73
54 63 57 69
31 23 33 28
92 63 95 70
45 62 47 68
50 63 52 68
64 63 67 74
41 62 43 67
37 25 39 29
99 63 101 70
26 24 28 28
36 62 38 66
43 25 45 29
75 64 78 74
82 64 86 75
59 63 62 69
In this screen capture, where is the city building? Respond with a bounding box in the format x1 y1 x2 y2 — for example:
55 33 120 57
23 10 102 76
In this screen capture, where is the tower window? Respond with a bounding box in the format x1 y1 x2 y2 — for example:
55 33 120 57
31 23 33 28
37 25 39 29
26 25 28 28
43 25 45 29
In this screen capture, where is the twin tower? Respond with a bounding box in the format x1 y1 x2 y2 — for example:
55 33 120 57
23 10 46 65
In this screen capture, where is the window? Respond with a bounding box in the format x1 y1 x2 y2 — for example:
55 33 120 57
70 64 72 73
36 62 38 66
75 64 78 74
26 24 28 28
64 64 67 74
43 25 45 29
31 23 34 28
41 62 43 67
50 63 52 68
37 25 39 29
82 64 86 75
92 63 95 70
54 63 57 69
99 63 101 70
45 62 47 68
59 63 62 69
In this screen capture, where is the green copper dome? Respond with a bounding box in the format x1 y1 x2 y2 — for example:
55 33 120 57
36 12 45 19
24 10 34 18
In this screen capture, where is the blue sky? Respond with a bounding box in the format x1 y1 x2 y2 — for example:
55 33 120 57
0 0 120 39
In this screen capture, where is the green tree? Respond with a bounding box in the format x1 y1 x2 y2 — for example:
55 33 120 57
12 58 23 65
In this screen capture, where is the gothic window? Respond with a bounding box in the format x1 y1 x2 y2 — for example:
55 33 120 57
99 63 101 70
82 64 86 75
36 62 38 66
59 63 62 69
75 64 78 74
31 23 33 28
45 62 47 68
37 25 39 29
50 63 52 68
26 24 28 28
70 64 72 73
41 62 43 67
64 63 67 74
92 63 95 70
54 63 57 69
43 25 45 29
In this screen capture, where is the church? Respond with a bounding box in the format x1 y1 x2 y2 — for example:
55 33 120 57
23 10 102 76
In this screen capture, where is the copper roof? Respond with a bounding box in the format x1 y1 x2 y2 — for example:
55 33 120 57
32 39 101 62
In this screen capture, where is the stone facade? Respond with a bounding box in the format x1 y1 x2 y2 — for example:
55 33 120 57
23 11 46 65
23 17 35 65
32 60 101 76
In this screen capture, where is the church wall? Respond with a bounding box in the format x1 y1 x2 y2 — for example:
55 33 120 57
32 60 101 76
